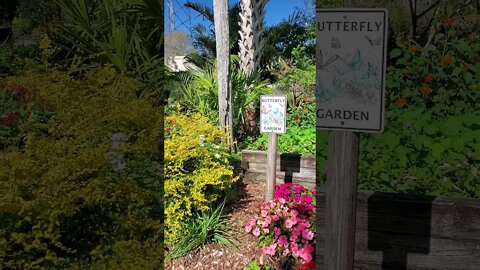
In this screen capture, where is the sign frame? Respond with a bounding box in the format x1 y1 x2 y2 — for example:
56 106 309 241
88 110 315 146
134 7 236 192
316 8 388 133
260 94 287 135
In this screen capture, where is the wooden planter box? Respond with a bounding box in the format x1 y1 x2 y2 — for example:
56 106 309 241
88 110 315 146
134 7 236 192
241 150 316 189
316 188 480 270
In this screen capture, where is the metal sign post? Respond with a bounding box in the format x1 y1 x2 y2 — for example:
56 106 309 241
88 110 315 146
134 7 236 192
316 9 388 270
260 94 287 201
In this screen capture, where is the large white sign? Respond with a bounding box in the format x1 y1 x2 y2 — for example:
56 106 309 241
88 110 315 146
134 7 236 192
260 95 287 134
316 9 387 133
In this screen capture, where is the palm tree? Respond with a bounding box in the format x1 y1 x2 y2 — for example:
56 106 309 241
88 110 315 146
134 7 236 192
238 0 269 75
184 1 241 59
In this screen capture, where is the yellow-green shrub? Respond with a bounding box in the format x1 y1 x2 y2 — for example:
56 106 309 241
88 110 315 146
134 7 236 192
0 65 163 269
164 113 237 244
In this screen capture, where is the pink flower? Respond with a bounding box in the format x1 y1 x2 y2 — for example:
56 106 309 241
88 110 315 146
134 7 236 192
291 227 301 241
285 217 297 228
278 235 288 247
298 244 315 262
282 248 290 257
290 242 300 257
253 227 260 236
274 227 281 237
263 228 270 234
302 229 314 240
301 194 312 203
265 216 272 224
262 243 277 256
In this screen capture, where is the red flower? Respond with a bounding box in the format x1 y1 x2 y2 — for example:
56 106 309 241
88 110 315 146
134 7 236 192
12 86 33 104
257 144 263 150
424 73 434 83
394 98 407 106
441 55 453 65
167 118 175 125
442 17 455 26
420 84 432 95
165 127 171 133
0 112 20 127
409 46 421 54
298 261 316 270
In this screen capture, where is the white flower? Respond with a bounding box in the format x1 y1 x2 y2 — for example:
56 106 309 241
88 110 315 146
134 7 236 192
200 143 205 147
214 154 221 159
213 144 220 149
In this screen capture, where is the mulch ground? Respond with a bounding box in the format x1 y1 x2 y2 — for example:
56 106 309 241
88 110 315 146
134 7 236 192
164 169 284 270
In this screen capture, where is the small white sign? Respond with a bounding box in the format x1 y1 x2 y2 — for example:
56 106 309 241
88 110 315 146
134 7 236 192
316 9 387 133
260 95 287 134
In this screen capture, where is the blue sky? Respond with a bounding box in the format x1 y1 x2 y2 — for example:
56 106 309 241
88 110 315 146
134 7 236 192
165 0 313 34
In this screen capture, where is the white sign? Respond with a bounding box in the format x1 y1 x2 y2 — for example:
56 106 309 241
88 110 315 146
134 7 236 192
260 94 287 134
316 9 387 133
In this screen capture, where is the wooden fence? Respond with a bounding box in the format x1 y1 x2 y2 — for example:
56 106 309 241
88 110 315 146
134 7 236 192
241 150 316 189
316 188 480 270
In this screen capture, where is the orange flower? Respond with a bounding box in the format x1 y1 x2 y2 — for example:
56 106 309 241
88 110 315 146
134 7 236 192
296 119 301 123
441 55 453 65
303 109 308 113
442 17 455 26
424 73 434 83
303 97 309 102
394 97 407 105
409 46 420 54
420 84 432 95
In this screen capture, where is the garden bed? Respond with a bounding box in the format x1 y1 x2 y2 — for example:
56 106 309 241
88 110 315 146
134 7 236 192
164 179 283 270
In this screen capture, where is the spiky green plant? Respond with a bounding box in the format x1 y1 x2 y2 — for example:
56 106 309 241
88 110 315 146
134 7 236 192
52 0 164 104
166 199 237 261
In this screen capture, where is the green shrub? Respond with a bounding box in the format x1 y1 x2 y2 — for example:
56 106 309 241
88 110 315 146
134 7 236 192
0 66 163 269
164 113 237 245
358 109 480 198
244 101 315 155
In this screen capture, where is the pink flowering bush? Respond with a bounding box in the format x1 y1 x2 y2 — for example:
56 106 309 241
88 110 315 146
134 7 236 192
245 183 316 266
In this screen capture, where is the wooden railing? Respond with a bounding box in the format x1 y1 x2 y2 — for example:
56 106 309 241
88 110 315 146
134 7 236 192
241 150 316 188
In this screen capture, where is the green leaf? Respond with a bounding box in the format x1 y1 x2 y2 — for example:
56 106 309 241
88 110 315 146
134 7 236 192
451 138 465 152
464 72 473 84
382 131 400 148
423 124 437 136
390 48 402 58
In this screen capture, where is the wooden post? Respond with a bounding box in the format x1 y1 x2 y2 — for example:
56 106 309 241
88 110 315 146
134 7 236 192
325 130 359 270
213 0 234 151
265 133 278 201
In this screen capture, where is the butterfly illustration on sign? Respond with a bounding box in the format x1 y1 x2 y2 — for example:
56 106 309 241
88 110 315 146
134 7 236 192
364 35 382 46
261 104 270 115
317 49 339 69
333 49 363 75
331 37 341 49
360 61 381 90
345 82 363 100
